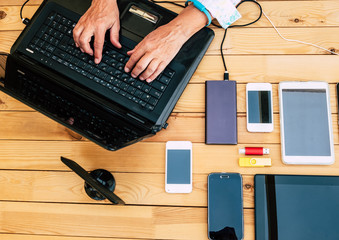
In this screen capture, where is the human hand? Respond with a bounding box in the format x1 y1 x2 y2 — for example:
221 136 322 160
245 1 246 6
124 23 187 83
73 0 121 64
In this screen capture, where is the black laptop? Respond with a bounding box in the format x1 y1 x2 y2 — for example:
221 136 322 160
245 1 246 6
0 0 214 150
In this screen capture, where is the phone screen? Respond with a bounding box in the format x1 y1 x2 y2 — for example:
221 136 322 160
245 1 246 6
167 149 191 184
248 90 272 123
208 173 243 240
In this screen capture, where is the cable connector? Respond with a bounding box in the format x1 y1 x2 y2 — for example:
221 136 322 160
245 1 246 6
223 71 229 81
22 18 30 25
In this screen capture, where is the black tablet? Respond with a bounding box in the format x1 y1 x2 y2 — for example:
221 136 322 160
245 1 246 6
255 174 339 240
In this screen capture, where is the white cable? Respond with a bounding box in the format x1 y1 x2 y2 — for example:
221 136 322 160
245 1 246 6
262 10 339 56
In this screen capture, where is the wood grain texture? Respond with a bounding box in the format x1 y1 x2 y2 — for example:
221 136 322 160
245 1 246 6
1 0 339 239
0 234 134 240
0 201 254 240
0 111 338 144
1 141 339 176
0 170 255 208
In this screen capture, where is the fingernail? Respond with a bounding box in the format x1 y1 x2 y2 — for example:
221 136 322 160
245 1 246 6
124 67 130 73
95 58 99 64
140 76 144 81
75 43 79 47
146 78 152 83
131 73 136 78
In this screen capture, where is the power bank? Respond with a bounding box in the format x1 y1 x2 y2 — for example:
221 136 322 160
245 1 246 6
205 80 237 144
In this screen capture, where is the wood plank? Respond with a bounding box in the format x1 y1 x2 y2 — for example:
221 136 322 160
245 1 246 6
0 30 20 53
0 6 38 31
194 55 339 83
0 170 255 208
0 111 338 144
1 1 339 31
211 27 339 55
0 234 134 240
0 201 255 240
1 141 339 176
1 83 338 114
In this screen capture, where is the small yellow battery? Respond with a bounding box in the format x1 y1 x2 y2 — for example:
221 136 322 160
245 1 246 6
239 157 272 167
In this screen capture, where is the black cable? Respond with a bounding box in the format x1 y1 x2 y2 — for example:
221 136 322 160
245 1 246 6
20 0 31 25
221 0 263 78
150 0 262 79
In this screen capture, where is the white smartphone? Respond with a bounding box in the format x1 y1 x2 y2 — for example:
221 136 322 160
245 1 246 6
246 83 274 132
165 141 192 193
279 81 334 165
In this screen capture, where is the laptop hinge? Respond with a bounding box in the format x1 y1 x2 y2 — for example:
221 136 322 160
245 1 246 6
126 113 145 124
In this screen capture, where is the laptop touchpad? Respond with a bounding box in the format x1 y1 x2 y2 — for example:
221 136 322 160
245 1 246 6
120 4 161 43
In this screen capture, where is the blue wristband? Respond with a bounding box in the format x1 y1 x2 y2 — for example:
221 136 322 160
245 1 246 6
185 0 212 27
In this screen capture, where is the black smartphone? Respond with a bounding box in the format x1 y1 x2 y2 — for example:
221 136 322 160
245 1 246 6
208 173 243 240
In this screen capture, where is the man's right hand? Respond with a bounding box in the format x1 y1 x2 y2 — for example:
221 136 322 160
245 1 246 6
73 0 121 64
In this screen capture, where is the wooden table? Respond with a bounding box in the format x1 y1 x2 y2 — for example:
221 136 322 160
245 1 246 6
1 0 339 239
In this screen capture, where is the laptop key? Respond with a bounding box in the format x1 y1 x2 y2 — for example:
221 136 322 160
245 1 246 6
141 93 151 102
120 83 129 91
152 81 166 92
148 97 158 106
163 68 175 78
138 100 147 107
119 90 127 97
142 84 151 93
149 88 162 99
145 104 154 111
29 11 170 110
127 86 136 95
159 75 171 85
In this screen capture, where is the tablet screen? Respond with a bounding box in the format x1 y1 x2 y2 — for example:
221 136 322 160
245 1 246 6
255 175 339 240
282 89 331 156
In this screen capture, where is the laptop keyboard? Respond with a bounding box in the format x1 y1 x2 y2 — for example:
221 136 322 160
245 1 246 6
17 72 141 149
26 11 176 111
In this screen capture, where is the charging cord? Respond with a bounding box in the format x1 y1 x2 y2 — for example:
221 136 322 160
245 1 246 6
220 0 263 80
20 0 31 25
221 0 339 80
262 10 339 56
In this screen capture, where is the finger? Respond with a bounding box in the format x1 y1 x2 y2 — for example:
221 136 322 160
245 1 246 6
146 61 167 83
127 45 139 56
110 22 121 49
93 26 106 64
78 28 94 56
139 58 160 81
130 54 153 78
124 47 146 74
127 49 135 56
73 24 84 48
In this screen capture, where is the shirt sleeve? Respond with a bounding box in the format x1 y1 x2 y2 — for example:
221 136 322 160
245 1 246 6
197 0 242 29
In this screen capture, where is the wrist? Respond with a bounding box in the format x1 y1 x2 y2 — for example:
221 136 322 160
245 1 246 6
169 4 208 40
185 0 212 26
91 0 117 7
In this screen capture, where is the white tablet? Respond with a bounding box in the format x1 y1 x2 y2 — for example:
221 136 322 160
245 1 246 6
279 81 334 165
